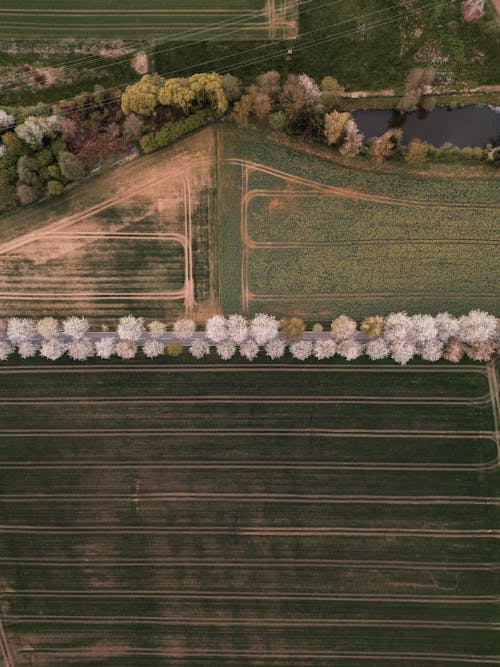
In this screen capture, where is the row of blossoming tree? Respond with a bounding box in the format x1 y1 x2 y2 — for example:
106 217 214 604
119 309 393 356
0 310 498 364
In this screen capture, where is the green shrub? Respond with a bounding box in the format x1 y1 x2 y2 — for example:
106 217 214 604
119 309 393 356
0 170 16 211
35 148 54 167
50 137 67 158
47 180 64 196
16 183 35 205
268 110 287 132
139 109 211 155
57 151 85 181
48 164 62 180
166 342 183 357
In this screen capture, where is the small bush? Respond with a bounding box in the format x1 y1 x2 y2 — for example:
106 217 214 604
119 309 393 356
57 151 85 181
47 180 64 196
166 341 183 357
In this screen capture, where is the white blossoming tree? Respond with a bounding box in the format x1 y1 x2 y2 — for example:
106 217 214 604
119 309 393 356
216 340 236 360
435 312 459 342
366 338 390 360
330 315 357 342
0 109 15 129
0 340 14 361
411 314 437 345
68 338 95 361
337 339 364 360
173 318 196 340
239 338 259 361
7 317 36 344
227 314 249 344
148 320 166 338
143 339 164 358
383 312 414 344
94 337 116 359
458 309 496 345
116 339 138 359
290 339 312 360
189 339 210 359
391 340 416 365
36 317 60 340
313 339 336 360
265 337 285 359
63 316 90 340
250 313 279 346
17 341 39 359
418 339 443 362
205 315 228 343
117 315 144 342
40 338 66 361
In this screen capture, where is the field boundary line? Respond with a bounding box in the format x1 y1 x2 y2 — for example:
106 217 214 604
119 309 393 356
0 363 486 373
16 648 500 663
0 394 490 406
5 591 499 603
0 430 493 440
2 492 497 505
0 525 498 537
2 558 496 571
0 460 496 472
5 615 499 630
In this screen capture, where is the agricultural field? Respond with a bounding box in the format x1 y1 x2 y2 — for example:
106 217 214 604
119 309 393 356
218 127 500 320
0 355 498 665
0 0 299 41
0 129 218 324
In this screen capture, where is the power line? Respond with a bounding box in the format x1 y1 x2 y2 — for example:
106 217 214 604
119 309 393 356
0 0 321 94
0 0 441 130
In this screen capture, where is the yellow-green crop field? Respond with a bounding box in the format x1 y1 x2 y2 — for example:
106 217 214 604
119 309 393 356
218 127 500 319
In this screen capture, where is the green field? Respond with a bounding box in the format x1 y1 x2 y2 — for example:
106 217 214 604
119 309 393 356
0 0 298 41
0 356 498 665
218 127 500 319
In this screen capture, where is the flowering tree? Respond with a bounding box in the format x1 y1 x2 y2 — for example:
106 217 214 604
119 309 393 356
148 320 166 338
7 317 36 344
36 317 60 340
265 337 286 359
338 339 364 360
366 338 390 360
216 340 236 360
443 338 464 363
418 339 443 362
331 315 357 342
189 339 210 359
68 338 94 361
205 315 228 343
143 339 164 358
116 340 138 359
435 312 459 342
0 340 14 360
290 339 312 360
63 316 90 340
339 119 364 157
458 309 496 344
239 338 259 361
227 314 248 344
313 339 336 360
411 314 437 345
466 340 496 362
173 318 196 340
117 315 144 342
95 337 116 359
40 338 66 360
250 314 279 346
17 341 39 358
0 109 15 129
391 340 416 365
383 312 414 344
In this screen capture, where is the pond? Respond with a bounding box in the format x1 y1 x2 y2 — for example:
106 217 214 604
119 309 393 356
352 104 500 147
